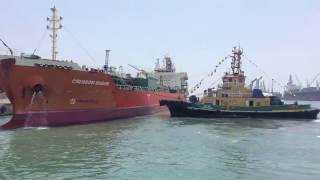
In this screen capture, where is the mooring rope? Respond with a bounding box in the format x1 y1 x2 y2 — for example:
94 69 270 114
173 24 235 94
32 28 49 55
63 25 99 68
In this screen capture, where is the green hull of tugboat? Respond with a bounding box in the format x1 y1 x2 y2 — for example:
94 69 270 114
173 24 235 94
160 100 319 120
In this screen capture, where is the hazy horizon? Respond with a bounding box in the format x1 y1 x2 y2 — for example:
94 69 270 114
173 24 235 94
1 0 320 93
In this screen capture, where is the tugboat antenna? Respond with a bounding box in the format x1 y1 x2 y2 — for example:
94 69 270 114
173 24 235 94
230 46 243 75
47 6 62 61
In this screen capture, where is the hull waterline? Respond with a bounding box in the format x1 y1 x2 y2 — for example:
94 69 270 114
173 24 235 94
160 100 320 120
1 105 167 129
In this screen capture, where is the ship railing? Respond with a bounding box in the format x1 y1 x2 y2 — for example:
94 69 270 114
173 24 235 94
116 84 172 93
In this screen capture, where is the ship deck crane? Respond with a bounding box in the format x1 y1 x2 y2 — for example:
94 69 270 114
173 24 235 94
250 76 263 90
128 64 149 78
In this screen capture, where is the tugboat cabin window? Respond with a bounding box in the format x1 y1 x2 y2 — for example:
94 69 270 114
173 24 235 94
249 100 254 107
221 93 229 97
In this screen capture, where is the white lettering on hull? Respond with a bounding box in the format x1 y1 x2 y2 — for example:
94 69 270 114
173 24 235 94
70 98 76 105
72 79 110 86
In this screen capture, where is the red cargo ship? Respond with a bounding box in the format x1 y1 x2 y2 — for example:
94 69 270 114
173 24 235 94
0 7 188 129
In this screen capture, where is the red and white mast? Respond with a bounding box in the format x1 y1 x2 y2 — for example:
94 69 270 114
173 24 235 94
47 6 62 61
230 46 243 75
230 47 243 74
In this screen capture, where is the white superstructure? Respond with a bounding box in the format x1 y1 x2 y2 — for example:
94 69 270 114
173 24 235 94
152 56 188 92
152 71 188 91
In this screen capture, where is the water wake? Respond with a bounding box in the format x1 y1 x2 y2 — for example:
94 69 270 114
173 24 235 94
24 91 48 127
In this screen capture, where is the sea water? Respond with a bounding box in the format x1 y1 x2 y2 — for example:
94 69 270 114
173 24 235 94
0 102 320 179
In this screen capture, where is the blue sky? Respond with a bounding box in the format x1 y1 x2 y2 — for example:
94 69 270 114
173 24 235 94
1 0 320 93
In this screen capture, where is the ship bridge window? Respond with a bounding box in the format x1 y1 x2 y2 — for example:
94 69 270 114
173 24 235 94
249 100 254 107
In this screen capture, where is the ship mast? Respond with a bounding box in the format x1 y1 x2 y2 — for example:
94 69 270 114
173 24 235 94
221 46 245 89
230 46 243 75
47 6 62 61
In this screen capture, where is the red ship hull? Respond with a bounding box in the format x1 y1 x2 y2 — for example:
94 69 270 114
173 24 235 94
0 58 184 129
1 105 167 129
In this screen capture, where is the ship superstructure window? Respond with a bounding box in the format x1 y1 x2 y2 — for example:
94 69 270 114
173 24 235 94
249 100 254 107
208 88 213 97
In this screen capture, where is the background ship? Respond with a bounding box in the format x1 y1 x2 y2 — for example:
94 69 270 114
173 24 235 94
283 74 320 101
0 6 188 129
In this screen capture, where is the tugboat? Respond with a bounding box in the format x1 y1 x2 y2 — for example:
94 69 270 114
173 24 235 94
160 47 319 120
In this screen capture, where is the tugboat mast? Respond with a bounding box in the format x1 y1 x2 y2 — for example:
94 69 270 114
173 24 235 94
47 6 62 61
221 46 245 89
230 46 243 75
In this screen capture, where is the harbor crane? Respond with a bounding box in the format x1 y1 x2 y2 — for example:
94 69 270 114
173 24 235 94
295 75 302 88
310 72 320 87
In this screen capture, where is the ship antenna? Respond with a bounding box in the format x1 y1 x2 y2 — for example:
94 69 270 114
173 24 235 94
47 6 62 61
230 46 243 75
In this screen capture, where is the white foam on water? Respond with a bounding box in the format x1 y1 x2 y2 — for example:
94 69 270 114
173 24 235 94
24 91 49 127
24 92 37 127
37 127 49 130
22 127 36 130
314 119 320 123
317 136 320 138
232 139 239 143
22 126 49 131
